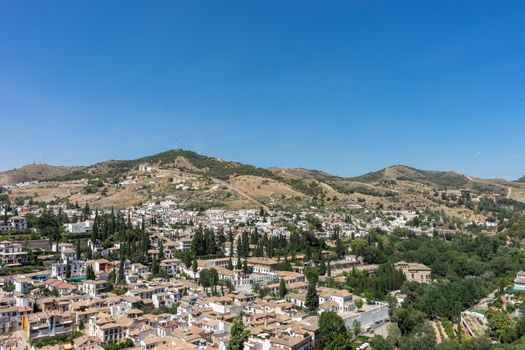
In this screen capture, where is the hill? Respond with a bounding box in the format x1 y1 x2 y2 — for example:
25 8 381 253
350 165 469 188
350 165 512 194
0 164 83 186
52 150 278 181
2 150 525 219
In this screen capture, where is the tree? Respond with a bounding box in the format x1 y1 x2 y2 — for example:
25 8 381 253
91 209 99 242
242 258 249 274
336 237 346 258
435 341 461 350
118 254 125 285
158 240 165 261
355 298 364 312
236 252 241 270
76 240 82 260
108 269 116 284
370 335 393 350
86 265 96 280
487 310 517 343
228 313 249 350
192 255 198 277
305 279 319 312
461 337 493 350
227 256 234 270
515 313 525 338
319 255 327 276
325 332 353 350
392 307 426 335
65 258 71 278
399 323 436 350
278 278 287 299
352 320 361 339
319 311 347 346
387 323 402 348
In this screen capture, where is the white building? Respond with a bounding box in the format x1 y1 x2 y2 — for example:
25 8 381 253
0 241 27 266
63 221 93 234
0 216 27 231
513 271 525 292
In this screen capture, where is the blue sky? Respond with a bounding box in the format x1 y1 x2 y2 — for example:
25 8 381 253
1 1 524 179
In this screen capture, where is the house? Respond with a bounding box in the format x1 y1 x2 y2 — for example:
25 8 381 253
51 260 85 279
0 216 27 231
246 331 313 350
14 277 32 294
73 335 103 350
89 314 126 344
87 259 114 274
138 164 154 173
131 263 149 276
394 261 431 283
318 287 355 313
247 257 278 274
176 238 192 251
287 292 307 308
513 271 525 292
64 221 93 234
0 241 27 266
211 266 251 287
152 292 178 309
87 239 103 254
22 311 74 341
159 259 183 277
51 246 85 279
61 247 78 263
42 279 74 295
81 280 107 297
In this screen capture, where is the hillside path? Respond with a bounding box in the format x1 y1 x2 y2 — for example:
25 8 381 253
213 178 270 211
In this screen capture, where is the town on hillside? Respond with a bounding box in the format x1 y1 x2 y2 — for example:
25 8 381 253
1 166 525 350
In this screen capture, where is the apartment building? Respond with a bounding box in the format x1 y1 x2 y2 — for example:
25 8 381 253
22 311 74 341
0 241 27 266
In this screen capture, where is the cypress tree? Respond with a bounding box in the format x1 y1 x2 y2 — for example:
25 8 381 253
319 255 326 276
76 240 81 260
158 240 165 260
305 279 319 312
118 255 125 284
87 265 96 280
278 278 287 299
65 258 71 278
242 258 249 274
192 255 198 277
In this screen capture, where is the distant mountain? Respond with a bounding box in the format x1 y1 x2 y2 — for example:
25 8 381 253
516 175 525 183
0 164 83 186
2 150 525 214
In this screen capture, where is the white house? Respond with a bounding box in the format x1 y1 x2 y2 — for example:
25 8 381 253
513 271 525 292
63 221 93 234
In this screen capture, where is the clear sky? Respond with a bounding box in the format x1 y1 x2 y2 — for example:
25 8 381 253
1 1 524 179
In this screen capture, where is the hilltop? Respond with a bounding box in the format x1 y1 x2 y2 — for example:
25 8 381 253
2 150 525 219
